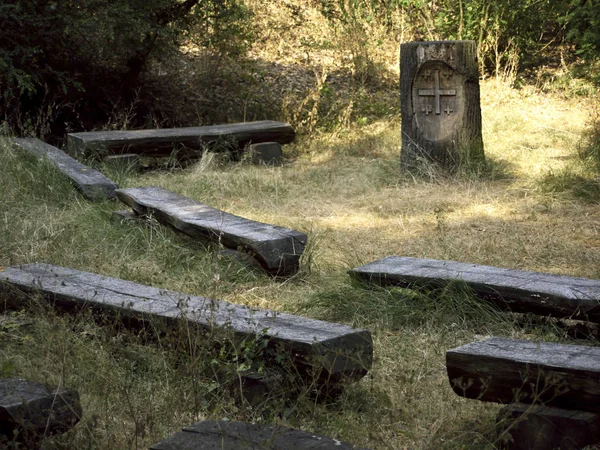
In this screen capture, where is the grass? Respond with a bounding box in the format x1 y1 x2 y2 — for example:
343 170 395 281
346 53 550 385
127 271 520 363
1 78 600 449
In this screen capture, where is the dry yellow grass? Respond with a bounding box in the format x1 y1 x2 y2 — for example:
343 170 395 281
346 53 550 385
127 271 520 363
2 36 600 450
83 81 597 448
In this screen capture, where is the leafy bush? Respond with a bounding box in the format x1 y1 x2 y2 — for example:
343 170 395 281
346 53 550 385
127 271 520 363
564 0 600 63
0 0 253 139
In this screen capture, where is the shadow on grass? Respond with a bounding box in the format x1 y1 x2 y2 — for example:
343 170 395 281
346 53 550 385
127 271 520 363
539 170 600 204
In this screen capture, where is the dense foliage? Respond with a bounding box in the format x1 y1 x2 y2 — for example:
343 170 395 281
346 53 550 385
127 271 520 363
0 0 252 139
0 0 598 139
318 0 599 76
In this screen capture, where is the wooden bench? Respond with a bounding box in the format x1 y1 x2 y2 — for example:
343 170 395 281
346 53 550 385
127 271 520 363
67 121 295 158
446 337 600 449
150 420 365 449
0 378 81 446
0 264 372 387
116 186 307 276
12 138 118 201
349 256 600 323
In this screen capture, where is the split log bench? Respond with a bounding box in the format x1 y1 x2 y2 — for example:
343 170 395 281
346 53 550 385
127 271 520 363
67 121 295 159
0 378 82 447
0 264 373 389
349 256 600 323
115 186 307 276
150 420 366 449
446 337 600 450
12 138 118 201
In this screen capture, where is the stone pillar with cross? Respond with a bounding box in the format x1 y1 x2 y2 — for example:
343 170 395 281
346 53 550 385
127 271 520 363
400 41 484 171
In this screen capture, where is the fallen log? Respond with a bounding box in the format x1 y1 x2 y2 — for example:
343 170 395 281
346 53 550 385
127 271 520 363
115 186 306 276
0 264 373 384
12 138 118 201
349 256 600 322
67 121 296 158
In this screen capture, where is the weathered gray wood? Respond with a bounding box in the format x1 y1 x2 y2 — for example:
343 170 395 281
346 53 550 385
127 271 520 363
446 337 600 413
400 41 484 170
67 121 295 158
0 378 81 443
0 264 373 383
150 420 367 450
497 403 600 450
249 142 283 166
116 186 307 276
12 138 118 201
349 256 600 322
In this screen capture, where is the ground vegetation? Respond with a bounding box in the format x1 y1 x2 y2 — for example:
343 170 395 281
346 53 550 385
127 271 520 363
1 1 600 449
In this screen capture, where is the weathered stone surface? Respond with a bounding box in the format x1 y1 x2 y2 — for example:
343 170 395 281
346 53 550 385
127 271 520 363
12 138 118 201
0 264 373 383
150 420 367 450
400 41 484 170
0 378 81 442
349 256 600 322
67 121 295 158
496 403 600 450
446 337 600 413
116 186 307 276
249 142 283 166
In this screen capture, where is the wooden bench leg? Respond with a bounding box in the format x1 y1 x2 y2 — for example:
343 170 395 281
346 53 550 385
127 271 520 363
496 403 600 450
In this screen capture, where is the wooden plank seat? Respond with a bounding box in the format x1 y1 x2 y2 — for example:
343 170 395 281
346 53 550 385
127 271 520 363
0 264 373 386
349 256 600 323
67 120 295 158
446 337 600 450
115 186 307 276
0 378 82 446
149 420 366 450
12 138 118 201
446 337 600 412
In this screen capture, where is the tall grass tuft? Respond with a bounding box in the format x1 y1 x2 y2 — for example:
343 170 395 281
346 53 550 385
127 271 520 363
304 276 515 336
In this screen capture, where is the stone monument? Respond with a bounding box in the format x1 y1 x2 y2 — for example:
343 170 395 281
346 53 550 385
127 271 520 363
400 40 484 170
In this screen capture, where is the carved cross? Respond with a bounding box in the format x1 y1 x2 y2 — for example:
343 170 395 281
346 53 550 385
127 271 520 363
418 70 456 115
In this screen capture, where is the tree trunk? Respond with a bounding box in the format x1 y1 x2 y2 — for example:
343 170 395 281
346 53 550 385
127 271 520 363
400 40 485 171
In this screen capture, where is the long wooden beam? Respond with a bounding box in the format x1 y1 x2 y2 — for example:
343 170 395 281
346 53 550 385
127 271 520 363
12 138 118 201
0 264 372 384
446 337 600 413
349 256 600 322
67 121 295 158
116 186 307 276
